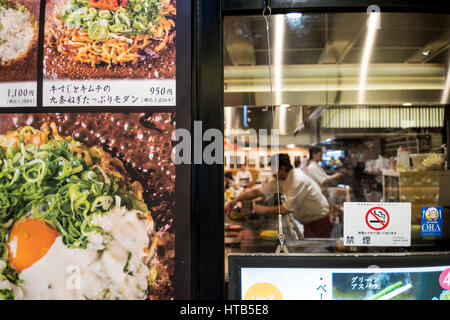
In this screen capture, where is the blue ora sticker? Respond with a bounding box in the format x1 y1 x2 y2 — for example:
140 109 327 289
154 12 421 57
421 206 443 236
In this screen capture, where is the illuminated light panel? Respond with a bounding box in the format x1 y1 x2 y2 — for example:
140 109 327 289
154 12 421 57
358 13 379 105
441 65 450 104
273 14 285 106
286 12 302 19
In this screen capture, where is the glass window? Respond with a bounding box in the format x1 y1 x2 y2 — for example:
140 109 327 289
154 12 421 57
223 12 450 270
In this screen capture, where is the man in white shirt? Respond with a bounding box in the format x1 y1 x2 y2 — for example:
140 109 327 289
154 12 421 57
225 154 332 238
306 146 343 188
235 164 252 188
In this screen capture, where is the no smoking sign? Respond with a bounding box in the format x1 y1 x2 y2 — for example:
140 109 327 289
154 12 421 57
344 202 411 247
365 207 390 231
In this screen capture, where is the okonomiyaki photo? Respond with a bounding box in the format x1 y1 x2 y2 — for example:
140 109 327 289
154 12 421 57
0 0 39 82
0 113 175 300
44 0 176 79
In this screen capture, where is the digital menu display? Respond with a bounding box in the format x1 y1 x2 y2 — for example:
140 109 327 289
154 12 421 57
241 266 450 300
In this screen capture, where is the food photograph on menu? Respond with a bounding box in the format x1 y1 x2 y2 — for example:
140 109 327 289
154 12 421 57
0 113 175 299
0 0 39 106
43 0 176 80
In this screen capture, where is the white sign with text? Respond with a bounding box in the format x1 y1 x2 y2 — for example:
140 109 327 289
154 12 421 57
343 202 411 247
43 79 175 107
0 82 37 107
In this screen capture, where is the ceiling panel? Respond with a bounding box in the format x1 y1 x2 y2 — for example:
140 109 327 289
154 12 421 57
223 12 450 106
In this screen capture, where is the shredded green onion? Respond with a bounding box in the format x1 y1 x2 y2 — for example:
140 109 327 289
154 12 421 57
0 130 152 294
59 0 166 41
0 137 148 249
0 242 8 261
0 288 14 300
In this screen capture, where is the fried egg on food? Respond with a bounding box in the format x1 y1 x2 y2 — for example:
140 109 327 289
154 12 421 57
0 123 158 300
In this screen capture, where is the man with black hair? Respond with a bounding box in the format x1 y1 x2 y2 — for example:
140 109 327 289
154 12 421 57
225 153 332 238
307 145 343 187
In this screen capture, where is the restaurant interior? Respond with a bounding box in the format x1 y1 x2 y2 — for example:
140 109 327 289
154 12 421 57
222 12 450 280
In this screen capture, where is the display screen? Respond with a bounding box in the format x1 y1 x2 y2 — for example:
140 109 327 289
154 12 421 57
229 254 450 300
241 266 450 300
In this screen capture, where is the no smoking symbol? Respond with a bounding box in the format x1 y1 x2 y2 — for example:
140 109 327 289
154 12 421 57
365 207 390 231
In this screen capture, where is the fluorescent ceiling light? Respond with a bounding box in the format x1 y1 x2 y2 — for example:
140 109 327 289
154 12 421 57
441 65 450 104
278 104 289 135
224 107 233 130
358 12 379 105
286 12 302 19
273 14 285 106
403 103 412 106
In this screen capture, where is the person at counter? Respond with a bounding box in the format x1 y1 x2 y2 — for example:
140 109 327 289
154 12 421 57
306 146 344 188
235 164 252 188
225 153 332 238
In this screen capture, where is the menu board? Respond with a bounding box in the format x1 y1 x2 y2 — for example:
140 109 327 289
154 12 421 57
43 0 176 106
0 0 176 107
0 0 188 300
0 0 40 106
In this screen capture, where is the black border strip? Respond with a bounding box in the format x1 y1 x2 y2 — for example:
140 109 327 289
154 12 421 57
36 0 46 108
190 0 224 299
174 0 191 300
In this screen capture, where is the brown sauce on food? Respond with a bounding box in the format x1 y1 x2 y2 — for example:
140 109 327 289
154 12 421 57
0 112 175 299
43 41 176 80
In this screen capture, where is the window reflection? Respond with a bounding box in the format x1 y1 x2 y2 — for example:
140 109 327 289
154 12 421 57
223 12 450 270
